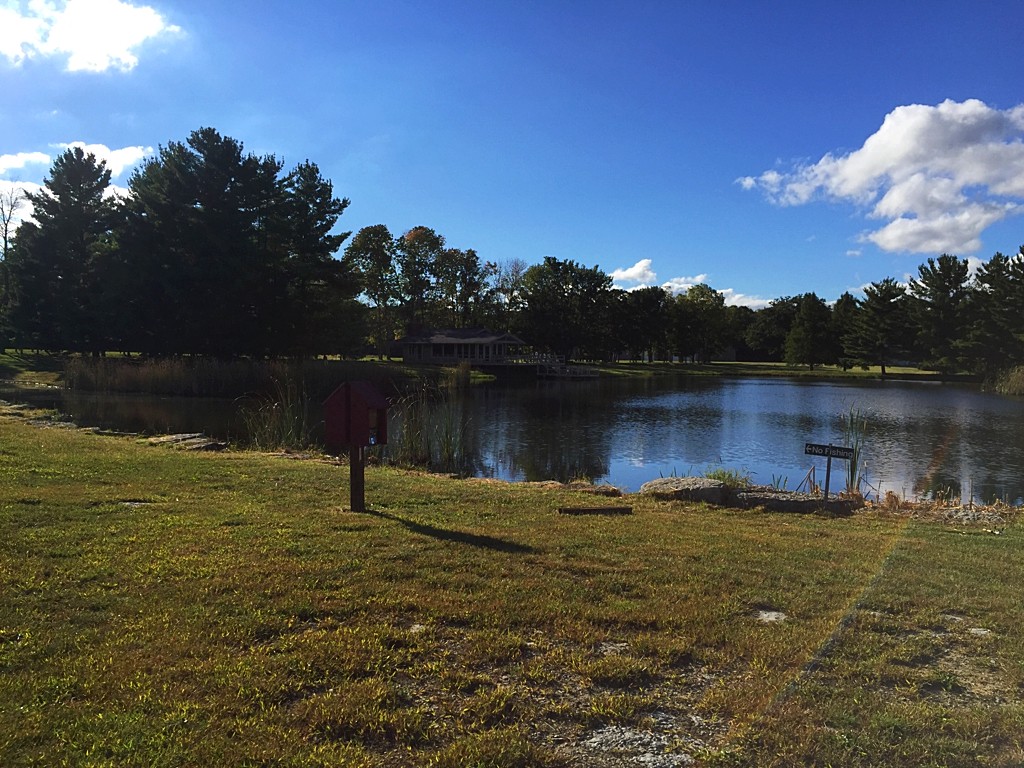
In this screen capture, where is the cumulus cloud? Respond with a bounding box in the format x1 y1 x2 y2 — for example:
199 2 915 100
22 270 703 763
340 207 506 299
719 289 769 310
0 151 51 175
610 258 657 288
660 274 709 295
0 0 180 72
58 142 151 176
660 274 767 309
1 141 150 228
611 260 769 308
0 179 44 231
738 99 1024 254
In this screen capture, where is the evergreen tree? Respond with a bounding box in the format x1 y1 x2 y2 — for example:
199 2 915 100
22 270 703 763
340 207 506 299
121 129 287 355
907 253 971 373
120 128 360 356
279 161 359 356
966 248 1024 375
831 292 859 369
844 278 911 376
4 148 118 352
784 292 832 369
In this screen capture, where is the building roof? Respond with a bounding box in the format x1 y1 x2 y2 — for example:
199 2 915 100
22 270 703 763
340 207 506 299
398 328 526 345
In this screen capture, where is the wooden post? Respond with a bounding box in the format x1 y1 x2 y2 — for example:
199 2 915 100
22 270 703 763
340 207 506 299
349 444 365 512
823 444 833 501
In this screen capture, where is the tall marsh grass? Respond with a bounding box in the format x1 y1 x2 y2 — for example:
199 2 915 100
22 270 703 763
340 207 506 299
841 406 868 495
64 356 408 399
386 386 471 475
238 379 316 451
995 365 1024 396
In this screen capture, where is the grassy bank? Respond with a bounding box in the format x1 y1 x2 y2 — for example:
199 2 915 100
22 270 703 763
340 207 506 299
0 352 967 399
1 410 1021 766
599 360 973 382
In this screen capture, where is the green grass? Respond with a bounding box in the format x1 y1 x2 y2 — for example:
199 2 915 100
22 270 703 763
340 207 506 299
1 409 1021 766
0 350 65 388
597 360 957 381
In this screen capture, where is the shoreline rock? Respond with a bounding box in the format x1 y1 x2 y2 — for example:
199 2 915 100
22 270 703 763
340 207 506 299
639 476 864 514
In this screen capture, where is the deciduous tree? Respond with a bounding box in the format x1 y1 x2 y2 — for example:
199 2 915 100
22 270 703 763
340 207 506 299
346 224 399 358
518 257 614 361
673 283 729 363
396 226 444 334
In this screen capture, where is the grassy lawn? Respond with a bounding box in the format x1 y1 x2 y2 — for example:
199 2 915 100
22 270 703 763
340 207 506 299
1 409 1021 766
598 360 960 381
0 351 65 389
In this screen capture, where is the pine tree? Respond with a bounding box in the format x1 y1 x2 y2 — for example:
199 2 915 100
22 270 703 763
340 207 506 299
4 148 118 352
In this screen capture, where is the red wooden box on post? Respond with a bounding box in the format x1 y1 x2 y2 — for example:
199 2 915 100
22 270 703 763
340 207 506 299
323 381 388 511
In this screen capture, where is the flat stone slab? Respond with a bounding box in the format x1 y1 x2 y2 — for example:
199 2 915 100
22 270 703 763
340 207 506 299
147 433 227 451
638 477 864 514
638 477 726 504
735 489 862 515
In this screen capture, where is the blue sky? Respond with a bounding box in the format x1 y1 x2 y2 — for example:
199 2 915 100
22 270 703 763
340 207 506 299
3 1 1024 307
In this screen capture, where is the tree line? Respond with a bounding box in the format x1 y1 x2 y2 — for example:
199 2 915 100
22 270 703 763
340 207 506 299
2 127 1023 378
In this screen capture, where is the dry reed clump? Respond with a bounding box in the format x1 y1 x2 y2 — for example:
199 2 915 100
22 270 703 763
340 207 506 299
63 356 403 399
995 365 1024 396
863 488 1019 526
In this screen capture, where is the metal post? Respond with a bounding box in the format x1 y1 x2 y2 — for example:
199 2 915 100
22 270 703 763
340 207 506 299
349 444 365 512
823 444 833 501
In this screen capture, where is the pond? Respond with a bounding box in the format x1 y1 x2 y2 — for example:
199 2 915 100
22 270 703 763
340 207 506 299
4 375 1023 505
453 376 1024 504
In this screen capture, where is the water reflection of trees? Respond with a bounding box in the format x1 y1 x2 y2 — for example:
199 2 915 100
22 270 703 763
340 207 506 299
29 376 1024 506
471 383 613 483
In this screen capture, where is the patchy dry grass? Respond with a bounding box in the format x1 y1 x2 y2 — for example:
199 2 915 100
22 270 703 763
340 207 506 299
0 408 1021 766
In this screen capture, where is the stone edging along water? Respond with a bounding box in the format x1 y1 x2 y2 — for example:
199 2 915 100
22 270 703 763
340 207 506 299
637 476 863 515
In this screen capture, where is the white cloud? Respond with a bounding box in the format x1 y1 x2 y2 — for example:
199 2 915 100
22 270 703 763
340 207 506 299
1 143 151 181
740 99 1024 254
611 258 657 287
660 274 709 295
660 273 767 309
0 5 46 65
0 151 51 175
0 179 44 231
719 289 769 310
1 141 149 227
0 0 180 72
57 142 151 176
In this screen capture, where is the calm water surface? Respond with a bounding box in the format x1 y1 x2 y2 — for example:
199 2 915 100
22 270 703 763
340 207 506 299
6 376 1023 504
445 377 1024 504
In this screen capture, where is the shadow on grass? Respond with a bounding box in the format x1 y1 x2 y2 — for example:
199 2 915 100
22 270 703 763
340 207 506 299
0 351 65 380
362 508 540 555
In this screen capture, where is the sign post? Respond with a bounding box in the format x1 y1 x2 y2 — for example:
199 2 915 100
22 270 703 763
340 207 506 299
804 443 856 501
323 382 389 512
